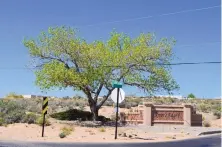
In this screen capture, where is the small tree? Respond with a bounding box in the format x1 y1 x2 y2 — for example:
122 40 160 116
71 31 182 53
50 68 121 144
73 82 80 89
187 93 196 99
23 26 179 120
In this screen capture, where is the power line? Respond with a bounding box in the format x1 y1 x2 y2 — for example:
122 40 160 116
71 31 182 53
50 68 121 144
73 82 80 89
0 61 221 70
76 5 220 28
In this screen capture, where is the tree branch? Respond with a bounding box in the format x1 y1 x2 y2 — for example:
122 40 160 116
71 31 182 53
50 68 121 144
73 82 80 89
39 55 70 69
97 88 114 109
124 81 147 90
94 83 104 103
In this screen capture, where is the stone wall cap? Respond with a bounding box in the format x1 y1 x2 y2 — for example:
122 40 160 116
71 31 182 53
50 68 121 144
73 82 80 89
143 102 153 107
183 103 193 108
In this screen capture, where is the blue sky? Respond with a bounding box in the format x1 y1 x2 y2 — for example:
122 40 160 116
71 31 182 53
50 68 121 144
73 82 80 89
0 0 221 98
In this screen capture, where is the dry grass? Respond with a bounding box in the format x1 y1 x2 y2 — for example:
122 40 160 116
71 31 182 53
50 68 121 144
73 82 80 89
61 126 74 135
98 127 106 132
203 121 211 127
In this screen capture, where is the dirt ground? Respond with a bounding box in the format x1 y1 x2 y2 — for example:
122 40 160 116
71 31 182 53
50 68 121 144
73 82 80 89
0 123 197 143
0 106 220 143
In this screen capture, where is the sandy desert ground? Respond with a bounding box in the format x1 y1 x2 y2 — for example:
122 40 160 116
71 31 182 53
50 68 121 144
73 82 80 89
0 106 221 143
0 122 198 143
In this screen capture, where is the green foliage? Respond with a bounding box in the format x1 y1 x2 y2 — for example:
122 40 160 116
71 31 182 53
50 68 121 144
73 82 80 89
0 100 26 124
36 116 51 126
61 126 74 136
5 92 24 99
0 117 5 126
187 93 196 99
23 112 38 124
50 109 110 122
24 26 179 120
50 109 92 121
59 132 66 138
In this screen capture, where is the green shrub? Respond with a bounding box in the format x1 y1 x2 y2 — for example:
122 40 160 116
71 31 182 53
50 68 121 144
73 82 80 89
0 118 5 126
61 126 74 135
36 116 51 126
59 132 66 138
50 109 110 122
23 112 37 124
0 100 26 124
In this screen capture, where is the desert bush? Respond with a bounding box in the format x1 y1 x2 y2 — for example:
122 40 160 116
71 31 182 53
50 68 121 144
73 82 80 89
128 102 139 107
50 109 110 122
110 113 119 121
11 99 42 114
50 109 92 121
213 111 221 119
23 112 38 124
126 105 131 109
36 116 51 126
59 132 66 138
197 103 210 113
61 126 74 135
4 92 24 99
78 104 85 111
165 97 175 104
202 116 205 121
75 102 80 106
212 104 221 119
98 127 106 132
104 100 113 106
0 100 26 124
152 98 165 105
203 121 211 127
0 117 5 126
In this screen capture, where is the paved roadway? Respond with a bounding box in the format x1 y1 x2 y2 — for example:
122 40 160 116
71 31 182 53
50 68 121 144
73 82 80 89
0 134 221 147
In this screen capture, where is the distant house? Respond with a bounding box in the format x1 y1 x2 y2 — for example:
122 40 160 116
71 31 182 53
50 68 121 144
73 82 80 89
22 95 43 99
152 95 184 99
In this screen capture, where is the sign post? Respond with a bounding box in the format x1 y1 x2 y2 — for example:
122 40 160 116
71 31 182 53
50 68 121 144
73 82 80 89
115 88 120 139
111 81 125 140
42 97 48 137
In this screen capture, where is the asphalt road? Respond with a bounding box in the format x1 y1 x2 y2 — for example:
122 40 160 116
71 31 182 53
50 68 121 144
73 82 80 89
0 134 221 147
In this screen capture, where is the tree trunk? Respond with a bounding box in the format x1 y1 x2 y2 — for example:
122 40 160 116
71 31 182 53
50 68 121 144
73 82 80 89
90 104 99 121
91 107 99 121
88 98 99 121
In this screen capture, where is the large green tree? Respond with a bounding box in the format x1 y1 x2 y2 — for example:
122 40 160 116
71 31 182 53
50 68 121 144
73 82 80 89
24 26 179 120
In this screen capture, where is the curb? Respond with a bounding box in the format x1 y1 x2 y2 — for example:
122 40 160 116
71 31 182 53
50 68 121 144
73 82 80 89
198 130 221 136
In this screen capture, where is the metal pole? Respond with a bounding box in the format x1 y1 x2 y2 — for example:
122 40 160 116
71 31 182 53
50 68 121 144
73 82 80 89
42 114 45 137
115 88 120 139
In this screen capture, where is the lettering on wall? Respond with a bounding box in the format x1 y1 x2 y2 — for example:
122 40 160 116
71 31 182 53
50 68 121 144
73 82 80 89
153 111 183 121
